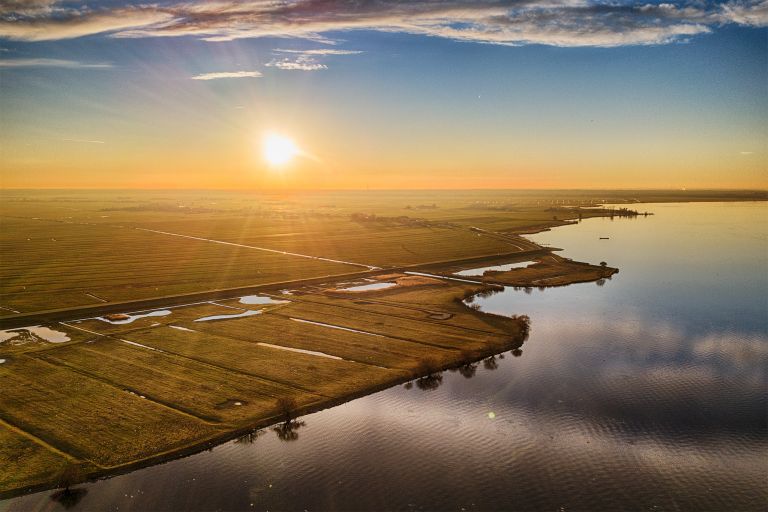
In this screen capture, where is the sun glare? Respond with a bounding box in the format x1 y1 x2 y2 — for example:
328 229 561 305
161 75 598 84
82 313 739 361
263 133 299 166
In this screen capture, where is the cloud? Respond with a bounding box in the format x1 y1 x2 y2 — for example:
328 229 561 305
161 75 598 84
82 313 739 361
266 57 327 71
721 0 768 26
266 47 362 71
0 6 172 41
190 70 262 80
0 1 766 47
0 58 111 68
0 0 57 16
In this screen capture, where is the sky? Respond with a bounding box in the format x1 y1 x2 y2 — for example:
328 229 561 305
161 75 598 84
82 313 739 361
0 0 766 190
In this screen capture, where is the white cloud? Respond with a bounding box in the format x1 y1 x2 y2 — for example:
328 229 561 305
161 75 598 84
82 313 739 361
266 58 327 71
0 58 111 68
266 47 362 71
190 70 263 80
720 0 768 26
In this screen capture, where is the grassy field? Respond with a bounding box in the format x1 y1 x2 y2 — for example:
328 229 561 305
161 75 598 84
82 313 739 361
0 424 71 492
0 216 353 313
2 189 762 314
35 339 315 423
0 357 219 468
0 278 529 497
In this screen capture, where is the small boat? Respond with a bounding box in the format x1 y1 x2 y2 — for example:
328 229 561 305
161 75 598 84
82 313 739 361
599 237 610 240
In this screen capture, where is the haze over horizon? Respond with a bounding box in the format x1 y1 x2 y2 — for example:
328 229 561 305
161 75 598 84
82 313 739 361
1 1 766 190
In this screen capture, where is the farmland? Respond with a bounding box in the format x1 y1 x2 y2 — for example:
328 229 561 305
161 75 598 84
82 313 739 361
3 189 761 316
0 189 763 499
0 276 529 497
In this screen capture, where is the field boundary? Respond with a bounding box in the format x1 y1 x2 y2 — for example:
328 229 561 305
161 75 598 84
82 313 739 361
0 249 547 330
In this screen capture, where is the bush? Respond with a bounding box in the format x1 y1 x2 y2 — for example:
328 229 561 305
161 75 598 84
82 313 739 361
275 396 298 421
57 463 85 491
413 356 441 377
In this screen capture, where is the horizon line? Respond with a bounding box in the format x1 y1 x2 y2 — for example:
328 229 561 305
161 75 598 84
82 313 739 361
1 187 767 193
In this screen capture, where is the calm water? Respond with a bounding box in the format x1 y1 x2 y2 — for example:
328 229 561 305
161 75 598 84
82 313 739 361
3 202 766 511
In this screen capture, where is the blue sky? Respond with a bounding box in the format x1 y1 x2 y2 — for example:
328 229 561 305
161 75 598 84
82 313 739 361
0 1 766 189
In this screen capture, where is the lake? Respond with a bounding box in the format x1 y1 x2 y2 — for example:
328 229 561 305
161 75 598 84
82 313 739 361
3 202 766 511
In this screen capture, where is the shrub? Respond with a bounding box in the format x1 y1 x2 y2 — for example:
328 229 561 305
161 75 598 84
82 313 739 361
413 356 441 377
57 463 85 491
275 396 298 421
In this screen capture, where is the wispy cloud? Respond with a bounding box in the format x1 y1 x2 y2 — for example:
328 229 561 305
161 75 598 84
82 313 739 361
0 1 766 47
266 47 362 71
0 0 57 16
0 58 111 68
266 57 327 71
0 7 171 42
721 0 768 25
190 70 263 80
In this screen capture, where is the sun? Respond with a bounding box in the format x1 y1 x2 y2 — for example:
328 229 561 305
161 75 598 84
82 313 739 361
263 133 299 166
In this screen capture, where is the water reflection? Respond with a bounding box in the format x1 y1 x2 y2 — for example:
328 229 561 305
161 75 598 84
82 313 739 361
272 420 306 442
416 340 527 388
49 464 89 510
473 293 768 442
49 488 88 510
453 362 477 378
415 373 443 391
446 356 507 377
234 429 266 445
